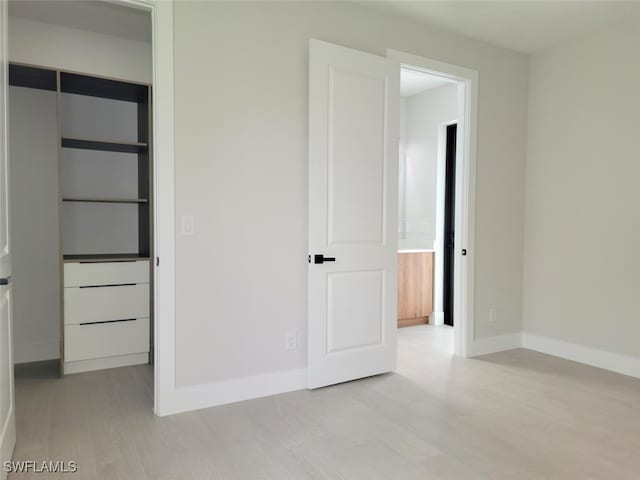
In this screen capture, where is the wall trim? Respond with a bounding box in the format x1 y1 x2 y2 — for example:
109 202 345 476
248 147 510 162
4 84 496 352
13 341 59 364
162 368 308 416
472 332 522 356
113 0 176 417
522 333 640 379
64 352 148 375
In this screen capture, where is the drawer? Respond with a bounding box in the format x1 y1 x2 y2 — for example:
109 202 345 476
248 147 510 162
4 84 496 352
64 260 149 287
64 283 149 325
64 317 149 362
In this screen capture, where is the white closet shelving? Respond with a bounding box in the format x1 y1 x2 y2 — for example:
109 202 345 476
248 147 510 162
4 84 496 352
9 63 153 375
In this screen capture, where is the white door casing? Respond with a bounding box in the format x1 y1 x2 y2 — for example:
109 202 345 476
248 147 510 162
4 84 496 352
0 0 16 474
386 49 478 357
308 39 399 389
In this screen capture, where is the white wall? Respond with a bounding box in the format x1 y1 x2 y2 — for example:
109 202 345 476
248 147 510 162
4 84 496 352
399 84 457 251
8 17 151 83
523 19 640 358
9 87 60 363
398 97 407 238
173 1 529 388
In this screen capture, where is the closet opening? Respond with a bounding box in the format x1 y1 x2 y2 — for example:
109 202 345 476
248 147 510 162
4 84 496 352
7 0 155 408
397 65 459 364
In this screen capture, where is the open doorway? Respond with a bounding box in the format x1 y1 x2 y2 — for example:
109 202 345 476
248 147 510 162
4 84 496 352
6 0 156 431
397 66 459 360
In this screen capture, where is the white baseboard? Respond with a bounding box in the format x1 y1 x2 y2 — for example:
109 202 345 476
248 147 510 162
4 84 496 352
522 333 640 379
14 340 59 364
472 332 522 356
161 367 308 416
156 334 640 417
64 352 148 374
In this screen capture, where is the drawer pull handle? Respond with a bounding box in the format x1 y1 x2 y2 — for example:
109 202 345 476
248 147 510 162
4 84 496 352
79 283 137 289
79 260 138 264
79 318 137 326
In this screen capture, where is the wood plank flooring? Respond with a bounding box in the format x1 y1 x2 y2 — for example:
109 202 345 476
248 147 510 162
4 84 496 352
10 326 640 479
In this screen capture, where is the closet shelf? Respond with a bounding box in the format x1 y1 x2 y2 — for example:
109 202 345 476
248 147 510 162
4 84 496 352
63 254 151 263
62 197 148 204
61 137 148 154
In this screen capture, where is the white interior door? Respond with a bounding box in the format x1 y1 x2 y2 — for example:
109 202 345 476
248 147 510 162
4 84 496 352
0 0 16 473
308 39 399 389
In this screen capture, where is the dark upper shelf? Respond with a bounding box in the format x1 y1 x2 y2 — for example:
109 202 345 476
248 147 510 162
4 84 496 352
61 71 149 103
61 137 148 154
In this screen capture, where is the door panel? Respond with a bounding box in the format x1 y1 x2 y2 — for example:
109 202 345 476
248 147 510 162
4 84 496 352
0 287 13 437
327 270 384 353
0 0 16 472
308 39 399 389
329 69 386 245
0 0 8 278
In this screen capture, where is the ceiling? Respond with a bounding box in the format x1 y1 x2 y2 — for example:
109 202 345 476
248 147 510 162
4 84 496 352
9 1 640 55
363 1 640 54
401 68 455 97
8 0 151 43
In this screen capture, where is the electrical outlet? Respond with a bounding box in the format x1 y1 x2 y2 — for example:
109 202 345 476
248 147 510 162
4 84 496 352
180 215 194 235
285 331 297 351
489 307 497 323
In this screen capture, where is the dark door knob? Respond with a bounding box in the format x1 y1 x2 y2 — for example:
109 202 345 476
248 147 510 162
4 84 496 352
313 254 336 264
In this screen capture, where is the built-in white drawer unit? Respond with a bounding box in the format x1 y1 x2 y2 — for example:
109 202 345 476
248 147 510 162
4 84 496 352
63 260 150 372
64 260 149 287
64 283 149 325
64 317 150 362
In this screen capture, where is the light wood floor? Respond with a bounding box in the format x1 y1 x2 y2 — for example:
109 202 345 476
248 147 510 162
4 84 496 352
11 325 640 479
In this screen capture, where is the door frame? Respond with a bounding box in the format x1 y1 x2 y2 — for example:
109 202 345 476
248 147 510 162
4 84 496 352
2 0 175 419
388 49 478 357
5 0 176 416
107 0 175 415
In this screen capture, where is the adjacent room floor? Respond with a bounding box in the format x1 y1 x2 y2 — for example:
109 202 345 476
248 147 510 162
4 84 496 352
11 326 640 479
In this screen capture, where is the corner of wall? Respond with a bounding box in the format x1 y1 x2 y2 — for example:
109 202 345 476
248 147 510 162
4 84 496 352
472 332 522 356
159 367 308 416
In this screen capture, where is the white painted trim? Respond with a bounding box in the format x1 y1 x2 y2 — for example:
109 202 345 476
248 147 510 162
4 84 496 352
432 311 444 327
111 0 175 416
473 333 522 356
161 368 308 416
64 352 148 375
522 333 640 379
13 341 59 364
149 1 175 417
388 49 478 358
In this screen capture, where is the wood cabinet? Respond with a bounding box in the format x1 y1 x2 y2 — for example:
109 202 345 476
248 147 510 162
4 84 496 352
398 252 434 327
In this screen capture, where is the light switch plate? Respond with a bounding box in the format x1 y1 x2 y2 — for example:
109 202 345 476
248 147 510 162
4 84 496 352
181 215 194 235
